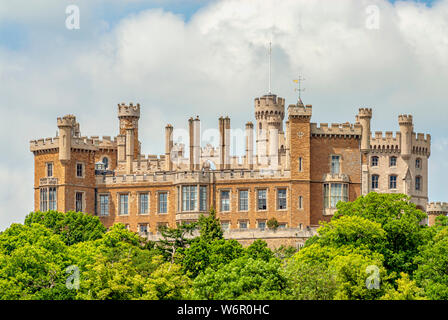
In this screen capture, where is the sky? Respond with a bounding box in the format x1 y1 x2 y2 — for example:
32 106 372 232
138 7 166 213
0 0 446 231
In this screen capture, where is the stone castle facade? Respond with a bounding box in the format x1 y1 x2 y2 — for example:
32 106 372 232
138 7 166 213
30 92 447 248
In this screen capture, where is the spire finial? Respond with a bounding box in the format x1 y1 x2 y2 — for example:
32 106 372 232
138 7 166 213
268 41 272 94
293 75 306 100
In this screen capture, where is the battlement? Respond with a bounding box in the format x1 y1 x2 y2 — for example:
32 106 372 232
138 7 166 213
118 102 140 118
411 132 431 156
57 114 77 127
398 114 413 126
254 94 285 108
30 137 59 152
288 103 313 119
427 202 448 214
358 108 373 118
310 122 361 137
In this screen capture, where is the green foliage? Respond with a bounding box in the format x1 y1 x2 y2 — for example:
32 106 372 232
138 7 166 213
189 257 289 300
267 218 279 230
25 210 106 245
245 240 275 262
197 208 223 242
156 222 197 262
380 273 426 300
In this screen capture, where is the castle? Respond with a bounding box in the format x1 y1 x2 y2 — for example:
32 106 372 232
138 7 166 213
30 92 447 248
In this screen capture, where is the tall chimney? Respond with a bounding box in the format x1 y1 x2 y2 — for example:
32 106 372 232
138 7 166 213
245 122 254 170
165 124 173 171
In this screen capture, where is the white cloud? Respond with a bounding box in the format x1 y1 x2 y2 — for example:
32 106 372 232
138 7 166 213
1 0 447 230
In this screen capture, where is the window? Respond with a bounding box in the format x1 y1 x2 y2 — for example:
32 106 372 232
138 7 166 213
46 163 53 177
102 157 109 169
239 190 248 211
257 189 267 210
119 194 128 215
279 223 287 229
258 221 266 230
48 187 56 210
298 157 303 172
371 175 379 189
415 176 422 191
139 193 148 214
331 155 341 174
182 186 197 211
416 158 422 169
220 190 230 212
76 163 84 178
221 221 230 231
99 195 109 216
158 192 168 213
371 156 379 167
139 224 148 234
277 189 287 210
298 196 303 209
75 192 83 212
389 175 397 189
324 183 348 209
239 221 248 229
390 156 397 167
40 188 48 211
200 186 207 211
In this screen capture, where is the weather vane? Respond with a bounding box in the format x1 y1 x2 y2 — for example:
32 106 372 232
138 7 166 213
293 75 306 99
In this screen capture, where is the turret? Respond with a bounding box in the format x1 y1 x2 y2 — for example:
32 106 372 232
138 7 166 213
57 114 77 161
399 114 413 160
245 122 254 170
219 116 231 170
118 102 140 160
426 202 448 226
287 98 312 121
357 108 372 153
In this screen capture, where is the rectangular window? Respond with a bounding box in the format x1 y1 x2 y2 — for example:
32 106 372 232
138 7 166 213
99 195 109 216
257 189 267 210
239 190 248 211
389 175 397 189
371 156 379 167
239 221 248 229
139 193 149 214
48 187 56 210
277 189 287 210
158 192 168 213
279 223 287 229
200 186 207 211
258 221 266 230
40 188 48 212
76 163 84 178
416 158 421 169
182 186 197 211
119 194 128 215
298 157 303 172
75 192 83 212
390 157 397 167
220 190 230 212
331 155 340 174
139 224 148 234
47 163 53 177
371 175 379 189
415 176 421 191
298 196 303 209
324 183 348 209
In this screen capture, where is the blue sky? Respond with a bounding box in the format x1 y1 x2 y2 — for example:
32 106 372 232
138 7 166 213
0 0 447 230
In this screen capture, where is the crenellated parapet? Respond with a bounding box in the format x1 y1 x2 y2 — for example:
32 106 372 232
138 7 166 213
30 137 59 152
287 103 312 120
310 122 361 138
370 131 401 152
398 114 413 126
427 202 448 214
118 102 140 119
412 133 431 156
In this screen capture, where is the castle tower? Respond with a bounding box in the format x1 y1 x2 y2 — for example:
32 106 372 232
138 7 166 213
426 202 448 226
357 108 372 195
57 114 77 161
118 102 140 160
398 114 413 160
254 94 285 163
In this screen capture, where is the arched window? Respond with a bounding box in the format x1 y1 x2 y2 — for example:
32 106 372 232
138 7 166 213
102 156 109 169
371 156 379 166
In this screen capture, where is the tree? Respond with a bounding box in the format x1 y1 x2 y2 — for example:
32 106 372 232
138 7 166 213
24 210 106 245
245 240 275 262
380 273 426 300
334 192 427 274
156 222 197 263
267 218 279 230
189 257 289 300
197 208 223 242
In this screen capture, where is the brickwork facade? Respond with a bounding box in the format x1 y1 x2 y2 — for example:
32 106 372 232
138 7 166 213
30 94 446 248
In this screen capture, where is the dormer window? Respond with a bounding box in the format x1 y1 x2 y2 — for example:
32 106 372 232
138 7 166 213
389 156 397 167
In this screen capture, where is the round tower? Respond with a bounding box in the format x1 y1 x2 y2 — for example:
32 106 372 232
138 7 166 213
57 114 77 161
357 108 373 153
426 202 448 226
254 94 285 160
398 114 413 160
118 102 140 159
